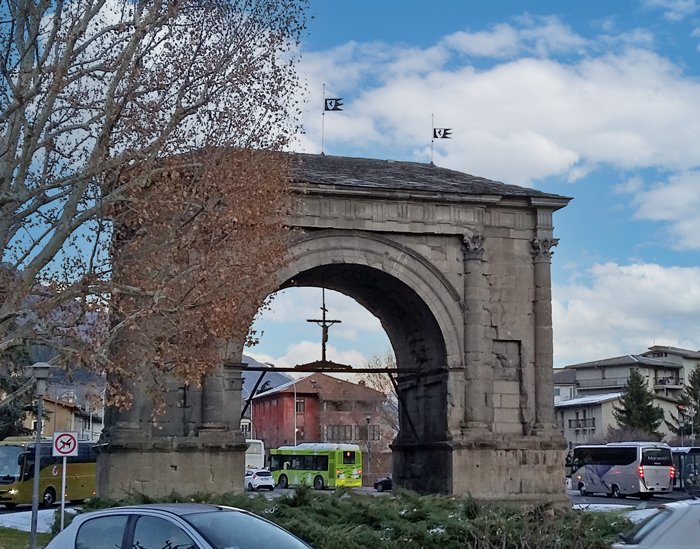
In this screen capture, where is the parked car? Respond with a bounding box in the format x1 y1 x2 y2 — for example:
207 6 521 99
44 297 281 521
245 469 275 491
374 475 392 492
45 503 313 549
613 500 700 548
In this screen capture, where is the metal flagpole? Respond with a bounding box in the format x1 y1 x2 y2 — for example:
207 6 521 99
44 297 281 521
322 83 326 155
431 114 435 164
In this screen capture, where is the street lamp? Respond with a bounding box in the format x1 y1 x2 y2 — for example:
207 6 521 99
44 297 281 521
25 362 53 549
365 412 372 485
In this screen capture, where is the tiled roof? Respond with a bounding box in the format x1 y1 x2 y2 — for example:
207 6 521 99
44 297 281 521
252 372 385 402
553 369 577 384
563 354 682 370
554 392 623 408
644 346 700 359
288 153 572 202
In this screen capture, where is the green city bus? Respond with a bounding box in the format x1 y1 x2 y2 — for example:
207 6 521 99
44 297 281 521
0 437 97 508
270 443 362 490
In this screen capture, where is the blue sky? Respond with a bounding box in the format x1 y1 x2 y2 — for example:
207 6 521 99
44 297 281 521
247 0 700 371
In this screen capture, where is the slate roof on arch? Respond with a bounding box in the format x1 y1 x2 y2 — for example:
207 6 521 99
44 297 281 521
288 153 572 202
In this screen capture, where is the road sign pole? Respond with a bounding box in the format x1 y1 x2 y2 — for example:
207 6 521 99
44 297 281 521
60 456 67 530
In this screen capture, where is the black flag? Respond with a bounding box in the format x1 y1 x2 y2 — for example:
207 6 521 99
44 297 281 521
433 128 452 139
325 98 344 111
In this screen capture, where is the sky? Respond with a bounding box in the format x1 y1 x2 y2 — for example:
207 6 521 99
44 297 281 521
246 0 700 372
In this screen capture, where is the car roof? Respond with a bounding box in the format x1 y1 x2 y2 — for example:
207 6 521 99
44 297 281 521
79 503 236 518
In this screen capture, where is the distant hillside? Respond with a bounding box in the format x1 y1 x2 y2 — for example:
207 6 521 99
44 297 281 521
241 355 291 399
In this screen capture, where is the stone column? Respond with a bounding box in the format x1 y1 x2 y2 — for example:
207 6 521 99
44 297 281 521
531 237 558 431
462 234 489 431
222 362 244 431
200 364 227 431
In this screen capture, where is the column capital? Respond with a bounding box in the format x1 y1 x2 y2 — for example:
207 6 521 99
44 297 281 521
462 233 485 261
530 237 559 262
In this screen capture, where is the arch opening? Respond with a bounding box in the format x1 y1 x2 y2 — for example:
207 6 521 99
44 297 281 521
279 263 451 493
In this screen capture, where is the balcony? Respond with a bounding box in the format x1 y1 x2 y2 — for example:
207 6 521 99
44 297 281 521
568 418 595 429
655 377 683 388
577 377 629 389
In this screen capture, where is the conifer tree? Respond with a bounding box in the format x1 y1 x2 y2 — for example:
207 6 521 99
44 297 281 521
666 365 700 438
613 369 665 438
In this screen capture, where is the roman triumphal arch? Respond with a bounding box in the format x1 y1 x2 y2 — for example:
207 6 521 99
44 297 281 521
98 154 571 504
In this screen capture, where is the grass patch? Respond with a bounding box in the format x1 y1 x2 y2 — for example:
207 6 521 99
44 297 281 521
0 527 52 549
57 488 632 549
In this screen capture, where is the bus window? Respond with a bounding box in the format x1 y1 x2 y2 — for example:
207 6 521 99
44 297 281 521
270 455 282 471
343 451 355 465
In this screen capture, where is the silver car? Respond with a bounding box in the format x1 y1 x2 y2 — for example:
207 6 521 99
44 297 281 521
613 500 700 549
45 503 313 549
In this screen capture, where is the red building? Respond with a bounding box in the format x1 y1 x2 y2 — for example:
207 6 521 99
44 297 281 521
251 373 393 484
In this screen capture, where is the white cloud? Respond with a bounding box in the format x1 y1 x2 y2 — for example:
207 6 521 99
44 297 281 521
249 341 368 370
298 25 700 187
553 262 700 366
640 0 700 21
260 288 384 335
629 170 700 249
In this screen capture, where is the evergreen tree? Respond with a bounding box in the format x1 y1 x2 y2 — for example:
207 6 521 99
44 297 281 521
613 369 665 438
0 373 33 440
666 365 700 438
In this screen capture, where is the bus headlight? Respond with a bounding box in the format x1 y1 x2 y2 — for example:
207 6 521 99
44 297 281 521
9 489 18 495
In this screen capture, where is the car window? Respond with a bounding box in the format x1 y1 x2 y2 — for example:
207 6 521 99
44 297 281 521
257 471 272 477
623 508 674 544
185 510 310 549
132 515 196 549
76 515 128 549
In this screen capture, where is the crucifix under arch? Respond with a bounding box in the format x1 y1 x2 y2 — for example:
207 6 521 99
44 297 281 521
307 287 341 362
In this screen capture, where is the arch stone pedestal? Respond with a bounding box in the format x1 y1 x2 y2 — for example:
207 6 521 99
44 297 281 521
98 154 571 504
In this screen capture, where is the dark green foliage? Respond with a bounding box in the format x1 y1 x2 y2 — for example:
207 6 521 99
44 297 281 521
613 369 664 438
0 371 33 440
666 365 700 437
57 489 631 549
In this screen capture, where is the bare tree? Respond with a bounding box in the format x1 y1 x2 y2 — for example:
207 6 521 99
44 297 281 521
0 0 308 406
358 350 398 433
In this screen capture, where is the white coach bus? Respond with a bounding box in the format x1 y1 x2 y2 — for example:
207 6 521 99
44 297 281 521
570 442 674 499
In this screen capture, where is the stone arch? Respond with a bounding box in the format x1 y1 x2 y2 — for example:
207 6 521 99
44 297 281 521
278 229 464 493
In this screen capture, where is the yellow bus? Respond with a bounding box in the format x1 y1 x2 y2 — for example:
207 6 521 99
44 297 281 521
0 437 97 508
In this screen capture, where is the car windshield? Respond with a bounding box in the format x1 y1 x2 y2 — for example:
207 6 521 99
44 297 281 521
184 510 311 549
622 508 674 544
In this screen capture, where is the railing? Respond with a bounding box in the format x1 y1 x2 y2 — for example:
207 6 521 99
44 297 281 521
568 418 595 429
577 377 629 388
655 377 683 386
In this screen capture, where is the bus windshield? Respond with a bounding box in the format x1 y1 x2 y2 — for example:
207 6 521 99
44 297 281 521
0 446 23 480
642 448 673 466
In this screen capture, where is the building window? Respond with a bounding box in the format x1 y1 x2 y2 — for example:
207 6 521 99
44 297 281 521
369 424 381 441
296 399 305 413
554 388 561 396
327 425 353 441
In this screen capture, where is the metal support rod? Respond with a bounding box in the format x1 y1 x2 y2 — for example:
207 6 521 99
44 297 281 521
241 372 266 419
387 372 420 442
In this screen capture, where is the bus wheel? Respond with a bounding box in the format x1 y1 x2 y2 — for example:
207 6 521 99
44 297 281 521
314 476 324 490
278 475 288 489
41 488 56 508
612 485 622 498
578 484 589 496
4 503 16 509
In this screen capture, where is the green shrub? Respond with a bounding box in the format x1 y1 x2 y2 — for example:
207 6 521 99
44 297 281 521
52 490 631 549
